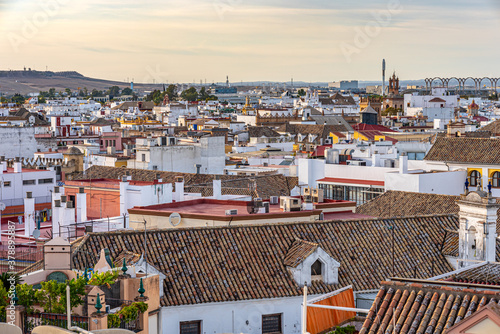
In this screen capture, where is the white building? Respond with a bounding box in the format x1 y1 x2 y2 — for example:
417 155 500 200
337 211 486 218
0 160 56 208
404 87 459 121
129 136 225 174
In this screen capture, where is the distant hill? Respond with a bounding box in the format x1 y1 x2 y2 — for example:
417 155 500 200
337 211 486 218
0 70 162 96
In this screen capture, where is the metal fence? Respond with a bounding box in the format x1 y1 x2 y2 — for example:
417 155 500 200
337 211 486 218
58 215 128 242
0 248 44 274
24 313 89 333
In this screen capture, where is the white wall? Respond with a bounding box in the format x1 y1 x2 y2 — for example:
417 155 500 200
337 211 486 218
130 137 225 174
385 170 466 195
0 168 56 207
161 296 312 334
0 127 39 159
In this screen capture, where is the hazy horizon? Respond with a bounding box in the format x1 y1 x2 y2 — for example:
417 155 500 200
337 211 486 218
1 0 499 84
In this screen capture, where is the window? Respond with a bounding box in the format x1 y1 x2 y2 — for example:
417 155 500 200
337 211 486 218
38 178 53 184
141 154 146 162
2 181 11 187
469 170 481 187
262 314 282 334
23 179 36 185
311 259 322 276
492 172 500 188
180 321 201 334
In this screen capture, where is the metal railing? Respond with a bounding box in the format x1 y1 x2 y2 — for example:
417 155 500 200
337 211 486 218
24 312 89 334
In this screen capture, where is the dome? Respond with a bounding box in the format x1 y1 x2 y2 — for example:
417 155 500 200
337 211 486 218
67 147 82 155
468 100 479 109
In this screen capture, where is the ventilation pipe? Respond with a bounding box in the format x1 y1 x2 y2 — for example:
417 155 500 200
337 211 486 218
24 192 35 237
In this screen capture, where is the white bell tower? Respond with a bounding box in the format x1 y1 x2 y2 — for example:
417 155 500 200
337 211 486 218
457 190 498 267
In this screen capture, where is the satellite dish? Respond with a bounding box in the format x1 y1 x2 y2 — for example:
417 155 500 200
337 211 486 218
0 203 5 211
33 229 41 240
169 212 181 226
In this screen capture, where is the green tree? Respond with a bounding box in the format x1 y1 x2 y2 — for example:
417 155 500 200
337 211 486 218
38 96 46 103
11 93 26 105
198 87 209 100
145 89 167 105
35 280 65 313
78 89 86 97
16 283 37 314
165 84 178 101
48 88 56 98
180 87 198 102
297 89 306 97
0 280 8 322
0 96 8 103
121 87 133 96
65 88 72 96
107 86 120 97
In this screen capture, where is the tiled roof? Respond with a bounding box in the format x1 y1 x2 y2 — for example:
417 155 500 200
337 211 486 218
441 263 500 286
71 215 458 306
480 119 500 134
359 280 500 334
356 191 459 218
356 190 500 234
276 124 349 144
424 137 500 164
247 126 281 138
74 166 298 199
283 238 319 267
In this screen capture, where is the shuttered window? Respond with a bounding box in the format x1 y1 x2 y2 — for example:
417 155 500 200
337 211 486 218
180 321 201 334
262 313 282 334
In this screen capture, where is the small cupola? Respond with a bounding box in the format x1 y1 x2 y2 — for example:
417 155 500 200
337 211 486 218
457 191 499 266
284 238 340 287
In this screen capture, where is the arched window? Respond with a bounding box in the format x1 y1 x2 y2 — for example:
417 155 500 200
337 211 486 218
311 259 322 276
492 172 500 188
470 170 481 187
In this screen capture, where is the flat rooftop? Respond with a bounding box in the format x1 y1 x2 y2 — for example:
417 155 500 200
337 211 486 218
129 198 322 221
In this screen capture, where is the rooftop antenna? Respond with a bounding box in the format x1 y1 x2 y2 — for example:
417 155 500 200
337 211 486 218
382 59 386 97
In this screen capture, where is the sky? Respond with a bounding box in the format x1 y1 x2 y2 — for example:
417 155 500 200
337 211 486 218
0 0 499 83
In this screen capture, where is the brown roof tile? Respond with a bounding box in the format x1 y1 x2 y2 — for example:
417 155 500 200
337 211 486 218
359 280 500 334
424 137 500 164
71 215 458 307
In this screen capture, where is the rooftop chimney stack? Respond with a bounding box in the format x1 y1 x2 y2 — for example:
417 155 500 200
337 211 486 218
399 152 408 174
213 179 222 200
175 176 185 202
14 157 22 173
76 187 87 224
24 192 35 237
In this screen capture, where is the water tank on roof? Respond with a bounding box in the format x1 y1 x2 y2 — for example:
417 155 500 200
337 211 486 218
325 149 339 164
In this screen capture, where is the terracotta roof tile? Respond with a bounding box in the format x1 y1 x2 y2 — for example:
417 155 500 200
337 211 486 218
359 281 500 334
71 215 457 307
424 137 500 164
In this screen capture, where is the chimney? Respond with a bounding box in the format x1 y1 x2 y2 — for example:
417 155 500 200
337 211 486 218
175 176 184 202
213 179 222 200
24 192 35 237
399 152 408 174
14 157 22 173
76 187 87 224
119 176 128 216
164 182 173 204
195 164 202 174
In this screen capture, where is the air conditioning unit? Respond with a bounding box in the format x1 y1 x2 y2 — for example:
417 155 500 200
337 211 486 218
303 195 312 203
157 136 167 146
269 196 279 205
311 188 324 203
280 196 302 212
225 209 238 215
263 202 270 213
